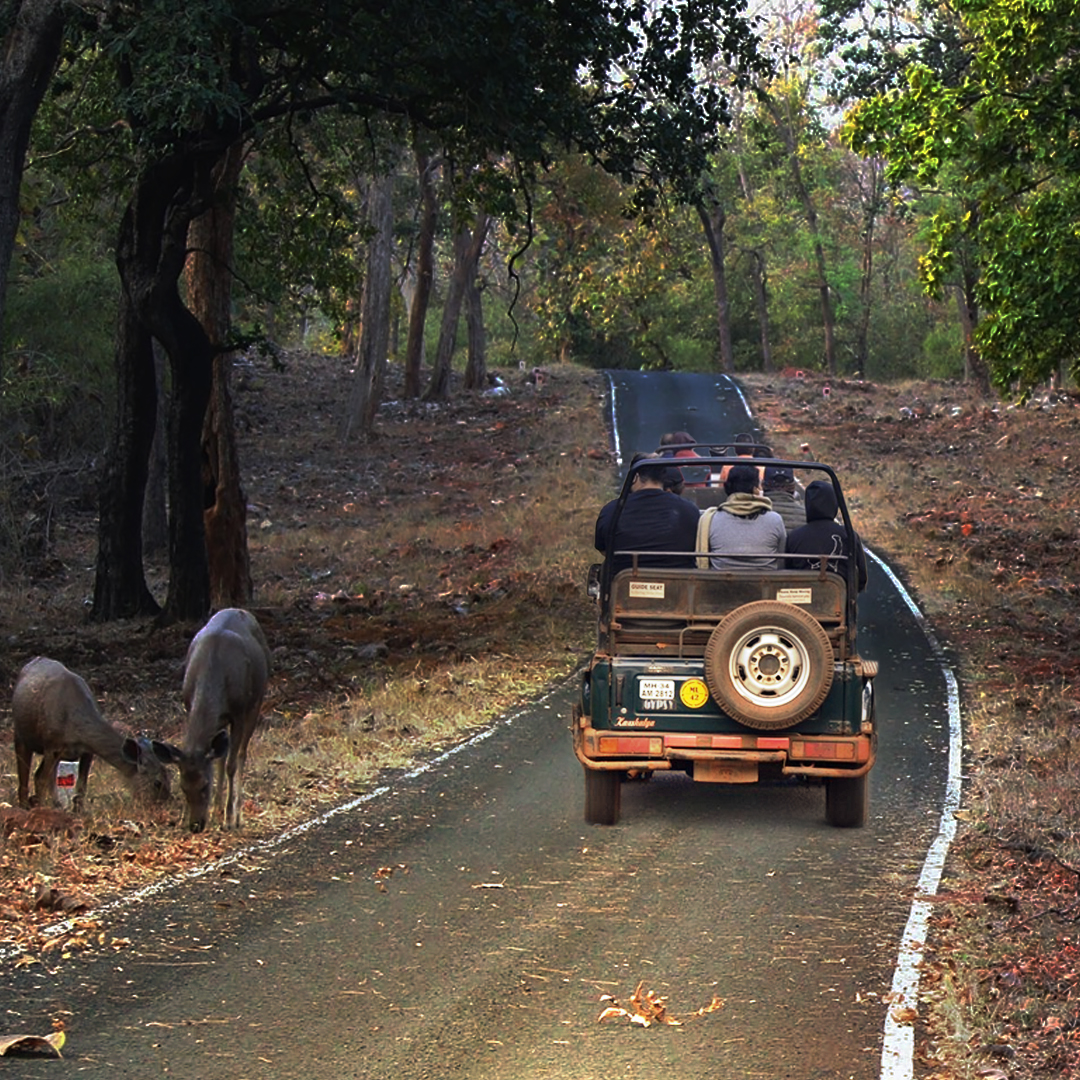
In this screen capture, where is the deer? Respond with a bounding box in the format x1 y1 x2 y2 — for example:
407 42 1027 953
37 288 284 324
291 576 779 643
12 657 172 811
152 608 271 832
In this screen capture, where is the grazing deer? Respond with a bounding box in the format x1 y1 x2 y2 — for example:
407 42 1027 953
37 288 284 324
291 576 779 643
153 608 271 832
12 657 171 811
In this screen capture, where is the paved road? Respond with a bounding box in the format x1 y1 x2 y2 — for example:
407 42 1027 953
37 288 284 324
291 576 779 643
4 372 952 1080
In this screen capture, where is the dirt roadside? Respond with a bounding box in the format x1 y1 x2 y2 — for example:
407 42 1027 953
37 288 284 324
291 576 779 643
744 370 1080 1080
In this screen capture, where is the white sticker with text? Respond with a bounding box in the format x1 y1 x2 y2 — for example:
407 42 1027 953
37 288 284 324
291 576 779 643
629 581 666 599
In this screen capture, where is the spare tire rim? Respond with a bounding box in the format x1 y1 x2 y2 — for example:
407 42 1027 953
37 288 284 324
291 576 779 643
728 627 812 708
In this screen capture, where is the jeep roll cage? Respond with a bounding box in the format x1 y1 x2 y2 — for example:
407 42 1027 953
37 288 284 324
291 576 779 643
599 443 862 651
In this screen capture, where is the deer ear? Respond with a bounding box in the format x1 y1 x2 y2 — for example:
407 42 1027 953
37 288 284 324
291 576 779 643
209 728 230 759
151 740 183 765
120 737 144 765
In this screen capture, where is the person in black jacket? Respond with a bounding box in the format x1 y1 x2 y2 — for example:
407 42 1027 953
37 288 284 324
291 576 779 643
595 455 700 575
785 480 868 591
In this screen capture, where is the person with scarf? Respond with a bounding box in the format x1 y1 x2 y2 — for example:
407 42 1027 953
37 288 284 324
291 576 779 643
706 464 786 569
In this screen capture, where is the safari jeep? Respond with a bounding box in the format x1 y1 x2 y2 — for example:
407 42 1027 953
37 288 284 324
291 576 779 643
572 446 877 828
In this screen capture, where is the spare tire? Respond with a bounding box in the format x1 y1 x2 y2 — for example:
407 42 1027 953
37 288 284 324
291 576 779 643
705 600 834 729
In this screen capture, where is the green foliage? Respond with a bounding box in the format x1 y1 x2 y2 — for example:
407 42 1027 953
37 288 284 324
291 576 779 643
2 255 118 455
842 0 1080 394
918 321 965 380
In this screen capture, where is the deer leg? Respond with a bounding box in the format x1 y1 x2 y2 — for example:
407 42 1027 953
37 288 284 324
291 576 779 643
15 742 32 809
73 753 93 812
225 722 257 829
34 751 61 807
212 755 227 823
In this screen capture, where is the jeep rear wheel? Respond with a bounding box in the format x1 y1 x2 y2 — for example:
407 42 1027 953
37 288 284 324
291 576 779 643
826 774 869 828
584 768 622 825
704 600 834 729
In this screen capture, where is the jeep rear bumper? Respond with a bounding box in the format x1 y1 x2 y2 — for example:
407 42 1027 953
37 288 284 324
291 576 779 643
572 713 876 781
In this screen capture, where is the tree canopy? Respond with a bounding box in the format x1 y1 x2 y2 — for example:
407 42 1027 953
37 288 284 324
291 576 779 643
843 0 1080 393
36 0 772 621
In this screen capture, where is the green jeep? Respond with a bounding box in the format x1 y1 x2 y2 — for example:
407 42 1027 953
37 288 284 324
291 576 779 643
573 446 877 828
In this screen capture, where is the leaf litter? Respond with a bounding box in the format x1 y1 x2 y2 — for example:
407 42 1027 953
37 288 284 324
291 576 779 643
596 980 724 1028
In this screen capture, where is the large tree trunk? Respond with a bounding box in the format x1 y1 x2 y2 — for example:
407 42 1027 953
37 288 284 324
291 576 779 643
404 146 438 399
92 274 161 620
0 0 65 372
141 340 169 557
463 216 489 390
340 172 394 441
185 140 251 607
93 151 217 623
425 210 487 402
695 194 734 373
747 248 774 373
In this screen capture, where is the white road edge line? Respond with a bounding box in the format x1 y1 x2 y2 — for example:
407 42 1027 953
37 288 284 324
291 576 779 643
0 685 568 963
607 373 623 465
870 548 963 1080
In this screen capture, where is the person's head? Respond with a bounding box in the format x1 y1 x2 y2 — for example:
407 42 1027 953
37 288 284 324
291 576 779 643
662 470 685 496
660 430 696 449
804 479 840 522
724 463 759 496
733 432 755 457
629 452 669 489
763 465 795 493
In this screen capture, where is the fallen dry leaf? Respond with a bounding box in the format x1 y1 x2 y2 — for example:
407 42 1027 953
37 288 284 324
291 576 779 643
596 982 724 1028
0 1030 65 1057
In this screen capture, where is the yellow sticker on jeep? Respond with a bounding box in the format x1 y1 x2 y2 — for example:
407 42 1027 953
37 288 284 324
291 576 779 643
680 678 709 709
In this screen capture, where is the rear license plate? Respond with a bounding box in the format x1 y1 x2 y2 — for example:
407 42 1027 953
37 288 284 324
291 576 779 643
694 761 759 783
638 678 675 701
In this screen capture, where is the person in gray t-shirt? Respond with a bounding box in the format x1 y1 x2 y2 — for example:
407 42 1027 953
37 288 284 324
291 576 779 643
708 465 786 569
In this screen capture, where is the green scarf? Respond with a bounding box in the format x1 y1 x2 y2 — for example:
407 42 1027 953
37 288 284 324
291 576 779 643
719 492 774 517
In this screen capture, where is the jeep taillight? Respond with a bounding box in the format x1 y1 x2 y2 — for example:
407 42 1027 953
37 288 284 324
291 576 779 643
598 736 663 756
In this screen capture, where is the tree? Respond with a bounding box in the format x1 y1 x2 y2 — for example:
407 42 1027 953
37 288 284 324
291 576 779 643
841 0 1080 393
694 182 735 373
340 170 394 441
79 0 768 621
403 140 439 400
0 0 66 373
822 0 993 389
425 204 488 401
187 140 252 607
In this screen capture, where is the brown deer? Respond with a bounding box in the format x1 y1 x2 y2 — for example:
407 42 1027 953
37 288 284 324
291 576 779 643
153 608 271 832
13 657 171 811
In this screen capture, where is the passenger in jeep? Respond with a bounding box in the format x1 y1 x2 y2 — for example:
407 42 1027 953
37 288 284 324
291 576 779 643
594 454 701 575
786 479 869 590
707 464 786 569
